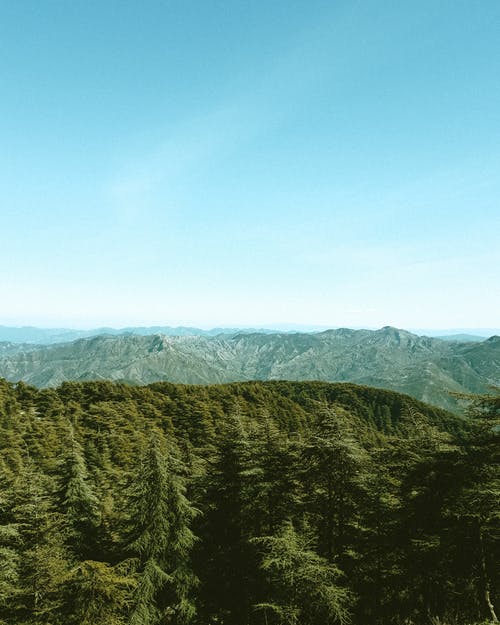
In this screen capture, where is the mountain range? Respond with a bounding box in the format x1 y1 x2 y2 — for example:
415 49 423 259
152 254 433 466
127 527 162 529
0 326 498 412
0 324 497 345
0 324 269 345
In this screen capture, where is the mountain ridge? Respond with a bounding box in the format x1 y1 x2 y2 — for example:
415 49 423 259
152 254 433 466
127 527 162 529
0 324 497 345
0 326 498 412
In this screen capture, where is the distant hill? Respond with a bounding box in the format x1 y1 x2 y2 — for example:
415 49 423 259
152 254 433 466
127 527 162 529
2 324 498 345
0 326 498 412
0 324 279 345
435 334 485 342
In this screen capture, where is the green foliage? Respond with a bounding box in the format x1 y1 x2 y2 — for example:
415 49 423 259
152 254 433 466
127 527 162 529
125 431 197 625
0 528 20 609
301 408 369 568
254 522 351 625
0 378 496 625
62 560 135 625
57 424 100 559
11 461 69 624
195 413 255 624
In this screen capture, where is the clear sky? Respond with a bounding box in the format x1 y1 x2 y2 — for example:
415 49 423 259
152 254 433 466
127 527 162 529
1 1 499 330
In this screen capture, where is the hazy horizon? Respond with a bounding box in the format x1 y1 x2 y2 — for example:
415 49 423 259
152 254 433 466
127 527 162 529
1 1 499 329
0 321 498 339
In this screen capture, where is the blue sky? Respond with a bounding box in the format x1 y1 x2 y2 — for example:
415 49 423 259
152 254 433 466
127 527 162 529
1 1 499 329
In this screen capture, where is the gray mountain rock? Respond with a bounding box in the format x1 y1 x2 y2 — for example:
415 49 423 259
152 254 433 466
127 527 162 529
0 327 498 412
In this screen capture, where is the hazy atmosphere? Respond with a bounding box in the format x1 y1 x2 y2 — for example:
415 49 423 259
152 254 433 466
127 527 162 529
1 1 499 328
1 5 499 625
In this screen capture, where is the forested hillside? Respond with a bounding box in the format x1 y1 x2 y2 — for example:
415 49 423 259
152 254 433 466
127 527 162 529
0 327 498 412
0 378 498 625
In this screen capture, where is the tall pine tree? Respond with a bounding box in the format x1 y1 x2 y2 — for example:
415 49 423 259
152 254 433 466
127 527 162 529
124 430 198 625
56 424 100 560
253 522 351 625
195 413 255 624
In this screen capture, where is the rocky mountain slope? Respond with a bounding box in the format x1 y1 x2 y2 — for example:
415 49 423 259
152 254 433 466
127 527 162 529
0 326 498 412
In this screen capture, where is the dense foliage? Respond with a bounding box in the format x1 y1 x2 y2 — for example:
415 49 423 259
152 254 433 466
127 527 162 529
0 379 497 625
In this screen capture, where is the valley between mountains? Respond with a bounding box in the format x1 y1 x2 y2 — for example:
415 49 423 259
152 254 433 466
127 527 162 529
0 326 498 412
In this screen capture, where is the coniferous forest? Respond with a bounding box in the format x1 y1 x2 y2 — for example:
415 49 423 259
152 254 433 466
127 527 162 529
0 378 498 625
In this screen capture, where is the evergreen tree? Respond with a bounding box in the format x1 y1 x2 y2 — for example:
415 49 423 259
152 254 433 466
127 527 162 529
195 413 255 624
397 405 463 623
253 522 351 625
0 479 20 618
62 560 135 625
354 441 402 624
12 460 69 624
124 430 198 625
449 392 499 623
301 408 368 569
56 424 100 560
246 414 301 536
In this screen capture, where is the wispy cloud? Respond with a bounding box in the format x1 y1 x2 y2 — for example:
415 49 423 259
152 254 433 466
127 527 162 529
105 5 363 220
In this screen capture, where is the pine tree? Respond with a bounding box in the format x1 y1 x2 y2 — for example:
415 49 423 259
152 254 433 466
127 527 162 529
253 522 351 625
56 424 100 560
354 441 402 624
450 392 499 623
301 408 368 569
0 476 20 618
124 430 198 625
397 404 463 622
62 560 135 625
195 413 255 624
12 459 70 624
246 413 301 536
